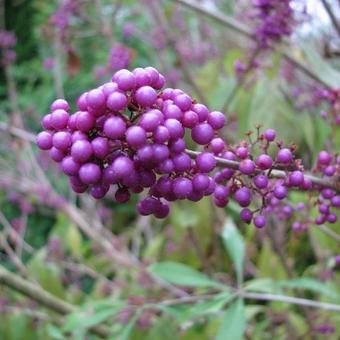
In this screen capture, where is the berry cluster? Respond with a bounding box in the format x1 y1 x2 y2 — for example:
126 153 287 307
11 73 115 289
0 30 16 65
36 67 226 219
252 0 294 48
37 67 339 227
313 151 339 224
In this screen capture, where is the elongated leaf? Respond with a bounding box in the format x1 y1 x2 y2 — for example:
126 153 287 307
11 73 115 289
148 261 220 288
244 279 282 294
222 218 245 284
277 278 340 300
244 278 339 300
63 302 124 332
216 299 246 340
162 292 232 324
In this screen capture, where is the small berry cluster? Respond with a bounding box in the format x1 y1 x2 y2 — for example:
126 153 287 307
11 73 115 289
36 67 226 219
252 0 294 48
0 30 16 65
210 128 313 228
313 151 339 225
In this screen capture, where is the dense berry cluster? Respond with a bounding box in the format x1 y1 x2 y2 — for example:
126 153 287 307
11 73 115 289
37 67 226 219
37 67 339 227
252 0 294 47
0 30 16 65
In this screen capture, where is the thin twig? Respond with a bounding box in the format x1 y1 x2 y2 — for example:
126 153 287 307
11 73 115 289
0 124 338 192
185 149 340 192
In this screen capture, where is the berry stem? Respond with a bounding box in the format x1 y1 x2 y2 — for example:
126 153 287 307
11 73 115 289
185 149 340 192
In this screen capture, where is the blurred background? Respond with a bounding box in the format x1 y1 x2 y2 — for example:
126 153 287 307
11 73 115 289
0 0 339 339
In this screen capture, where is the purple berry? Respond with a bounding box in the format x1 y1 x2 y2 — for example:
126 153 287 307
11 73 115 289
236 147 248 159
71 140 93 163
76 111 95 132
87 89 106 109
253 175 268 189
264 128 276 142
51 99 70 112
104 116 126 139
36 131 53 150
196 152 216 173
51 109 69 129
107 92 128 111
191 123 214 145
239 159 255 175
79 163 101 184
61 156 80 176
91 137 109 159
126 126 147 147
254 215 266 228
273 185 287 200
192 174 210 192
115 187 131 203
52 131 72 150
240 208 253 223
192 103 209 122
256 154 273 170
115 69 136 91
317 150 332 166
234 187 251 207
135 86 157 107
174 94 192 111
172 177 193 199
276 148 292 164
288 171 304 187
173 153 191 172
207 111 225 129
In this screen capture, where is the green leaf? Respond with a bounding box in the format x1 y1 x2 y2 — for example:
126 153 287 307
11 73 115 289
222 218 245 284
27 249 65 299
216 299 246 340
162 292 232 324
244 278 339 300
148 261 220 288
46 324 66 340
63 302 124 332
302 43 340 88
277 278 340 300
244 278 283 294
65 223 83 258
